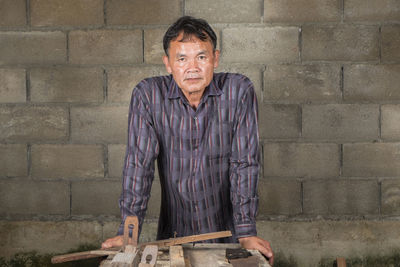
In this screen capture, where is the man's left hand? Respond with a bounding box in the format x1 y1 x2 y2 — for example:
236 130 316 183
238 236 274 266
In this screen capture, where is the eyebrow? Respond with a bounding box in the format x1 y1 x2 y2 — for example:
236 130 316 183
175 50 209 58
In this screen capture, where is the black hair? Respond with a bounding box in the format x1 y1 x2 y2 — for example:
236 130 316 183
163 16 217 57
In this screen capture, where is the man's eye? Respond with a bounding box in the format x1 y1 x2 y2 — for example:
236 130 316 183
178 58 185 62
198 56 206 60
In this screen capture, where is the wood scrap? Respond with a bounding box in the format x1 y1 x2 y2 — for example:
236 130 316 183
169 245 186 267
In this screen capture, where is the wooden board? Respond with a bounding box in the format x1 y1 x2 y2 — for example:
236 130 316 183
100 243 271 267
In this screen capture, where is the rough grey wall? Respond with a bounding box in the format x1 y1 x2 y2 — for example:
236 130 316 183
1 0 400 265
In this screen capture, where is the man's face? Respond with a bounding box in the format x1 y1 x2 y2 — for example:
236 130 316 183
163 33 220 100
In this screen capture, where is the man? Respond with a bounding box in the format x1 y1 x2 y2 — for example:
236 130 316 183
102 16 274 265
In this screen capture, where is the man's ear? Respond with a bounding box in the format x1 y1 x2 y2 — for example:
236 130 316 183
162 55 172 74
213 50 220 68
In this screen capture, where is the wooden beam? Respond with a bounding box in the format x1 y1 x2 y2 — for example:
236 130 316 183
51 249 119 264
142 230 232 247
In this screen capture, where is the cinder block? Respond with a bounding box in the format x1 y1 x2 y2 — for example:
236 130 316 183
30 67 103 103
154 162 160 180
0 221 13 247
303 180 379 215
107 66 167 103
344 64 400 102
71 106 128 143
0 32 66 65
343 143 400 177
31 0 103 27
0 68 26 103
0 144 27 177
258 179 301 216
222 27 299 63
0 180 69 216
186 0 262 23
382 105 400 140
102 220 121 240
382 25 400 62
263 64 341 103
69 30 142 64
6 219 400 266
144 28 168 64
0 105 68 142
0 0 26 26
302 25 379 61
344 0 400 21
302 104 379 141
31 144 104 178
146 179 161 218
71 181 120 216
382 180 400 215
259 104 300 139
6 221 103 254
145 27 221 64
264 0 341 22
106 0 182 25
257 220 400 266
263 143 340 178
108 144 125 178
217 64 262 102
139 220 158 243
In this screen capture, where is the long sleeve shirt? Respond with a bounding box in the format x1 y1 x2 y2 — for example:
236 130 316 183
118 72 260 243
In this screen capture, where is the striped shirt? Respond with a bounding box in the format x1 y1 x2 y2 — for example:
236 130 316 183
118 72 260 242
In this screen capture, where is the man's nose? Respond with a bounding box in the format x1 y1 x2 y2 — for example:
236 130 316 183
187 58 199 71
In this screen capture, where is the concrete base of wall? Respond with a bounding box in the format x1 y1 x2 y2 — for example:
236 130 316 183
1 219 400 266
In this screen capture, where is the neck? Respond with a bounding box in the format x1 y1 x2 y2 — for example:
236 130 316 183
184 90 204 109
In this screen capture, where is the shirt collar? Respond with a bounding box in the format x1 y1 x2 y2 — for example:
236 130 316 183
167 73 223 100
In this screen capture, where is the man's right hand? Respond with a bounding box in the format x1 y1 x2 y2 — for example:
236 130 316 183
101 235 123 249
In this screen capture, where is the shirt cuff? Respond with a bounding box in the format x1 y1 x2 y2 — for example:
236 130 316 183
234 223 257 239
117 221 124 236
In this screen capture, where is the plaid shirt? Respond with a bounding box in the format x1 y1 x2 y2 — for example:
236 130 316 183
118 72 260 242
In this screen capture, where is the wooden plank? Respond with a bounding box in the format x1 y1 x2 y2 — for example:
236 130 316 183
143 231 232 247
123 216 139 250
170 246 186 267
51 249 119 264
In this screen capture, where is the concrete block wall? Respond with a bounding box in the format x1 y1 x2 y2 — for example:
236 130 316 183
0 0 400 265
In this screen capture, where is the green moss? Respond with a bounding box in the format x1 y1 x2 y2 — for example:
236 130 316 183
318 250 400 267
0 244 103 267
273 252 298 267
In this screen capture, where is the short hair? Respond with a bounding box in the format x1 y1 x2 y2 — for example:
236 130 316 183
163 16 217 57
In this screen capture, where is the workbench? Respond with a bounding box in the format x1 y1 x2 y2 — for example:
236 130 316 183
99 243 271 267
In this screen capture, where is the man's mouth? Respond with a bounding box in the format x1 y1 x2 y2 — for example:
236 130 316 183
184 77 202 82
185 74 202 80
